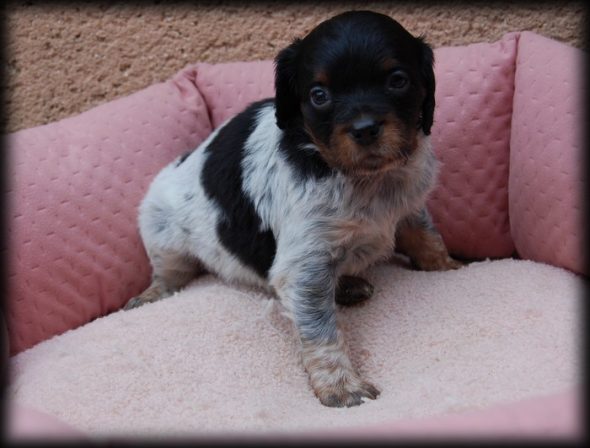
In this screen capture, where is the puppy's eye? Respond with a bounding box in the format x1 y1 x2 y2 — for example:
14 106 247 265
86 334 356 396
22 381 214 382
387 70 409 91
309 86 331 109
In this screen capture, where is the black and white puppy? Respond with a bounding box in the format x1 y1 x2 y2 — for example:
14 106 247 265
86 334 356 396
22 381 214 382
125 10 462 407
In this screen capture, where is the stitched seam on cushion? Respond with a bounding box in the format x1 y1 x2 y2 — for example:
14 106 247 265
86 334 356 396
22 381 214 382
170 63 214 134
506 31 521 258
193 63 215 130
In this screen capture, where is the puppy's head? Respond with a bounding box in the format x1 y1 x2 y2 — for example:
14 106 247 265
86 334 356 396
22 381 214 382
274 10 435 176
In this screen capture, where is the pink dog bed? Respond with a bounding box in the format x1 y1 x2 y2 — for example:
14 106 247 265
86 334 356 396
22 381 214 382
5 31 583 440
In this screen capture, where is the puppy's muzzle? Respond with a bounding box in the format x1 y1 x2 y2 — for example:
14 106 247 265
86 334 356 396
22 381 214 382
347 117 384 146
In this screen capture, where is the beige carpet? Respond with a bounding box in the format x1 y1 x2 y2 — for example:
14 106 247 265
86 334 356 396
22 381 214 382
2 1 585 134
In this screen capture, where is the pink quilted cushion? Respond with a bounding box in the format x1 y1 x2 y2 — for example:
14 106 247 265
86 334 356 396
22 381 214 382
7 405 85 440
196 60 275 128
427 34 518 259
315 388 580 438
193 34 519 259
6 66 212 355
8 31 581 357
509 32 585 275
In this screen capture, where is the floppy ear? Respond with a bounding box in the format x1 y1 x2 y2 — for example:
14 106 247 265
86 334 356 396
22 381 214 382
418 37 435 135
274 38 303 130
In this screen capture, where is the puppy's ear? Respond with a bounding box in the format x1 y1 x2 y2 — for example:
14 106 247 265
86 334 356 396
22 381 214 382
418 37 435 135
274 38 303 130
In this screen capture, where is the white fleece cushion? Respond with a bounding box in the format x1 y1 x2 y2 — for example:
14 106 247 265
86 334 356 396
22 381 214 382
8 259 581 438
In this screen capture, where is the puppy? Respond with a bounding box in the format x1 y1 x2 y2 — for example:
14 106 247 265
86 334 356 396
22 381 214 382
125 10 462 407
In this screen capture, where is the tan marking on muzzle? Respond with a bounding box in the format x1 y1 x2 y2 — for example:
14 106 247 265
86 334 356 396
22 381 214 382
329 114 412 172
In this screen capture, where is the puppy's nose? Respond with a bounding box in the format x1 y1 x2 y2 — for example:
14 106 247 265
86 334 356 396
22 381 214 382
348 117 383 146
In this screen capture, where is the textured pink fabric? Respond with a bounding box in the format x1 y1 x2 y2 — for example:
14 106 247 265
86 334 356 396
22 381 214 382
509 32 585 275
7 405 86 440
196 60 275 128
427 34 518 259
311 388 581 439
6 66 212 355
193 35 519 259
6 31 582 361
5 31 583 440
8 258 581 436
8 389 579 441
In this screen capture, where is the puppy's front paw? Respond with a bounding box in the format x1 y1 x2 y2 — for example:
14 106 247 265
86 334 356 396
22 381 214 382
441 257 465 270
336 275 374 306
302 338 380 407
413 254 464 272
314 375 380 408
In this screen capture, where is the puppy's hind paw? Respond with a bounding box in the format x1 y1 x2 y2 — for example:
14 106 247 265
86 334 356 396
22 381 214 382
123 296 148 310
335 276 374 306
123 281 170 310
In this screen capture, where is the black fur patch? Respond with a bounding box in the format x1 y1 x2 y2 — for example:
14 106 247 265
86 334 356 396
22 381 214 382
279 124 333 180
201 99 277 278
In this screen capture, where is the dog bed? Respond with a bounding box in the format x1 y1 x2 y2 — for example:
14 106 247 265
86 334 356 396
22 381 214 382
8 258 581 438
5 31 583 440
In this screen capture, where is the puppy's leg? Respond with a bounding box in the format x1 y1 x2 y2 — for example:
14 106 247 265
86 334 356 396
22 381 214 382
271 252 379 407
335 275 374 306
396 208 463 271
124 250 203 310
